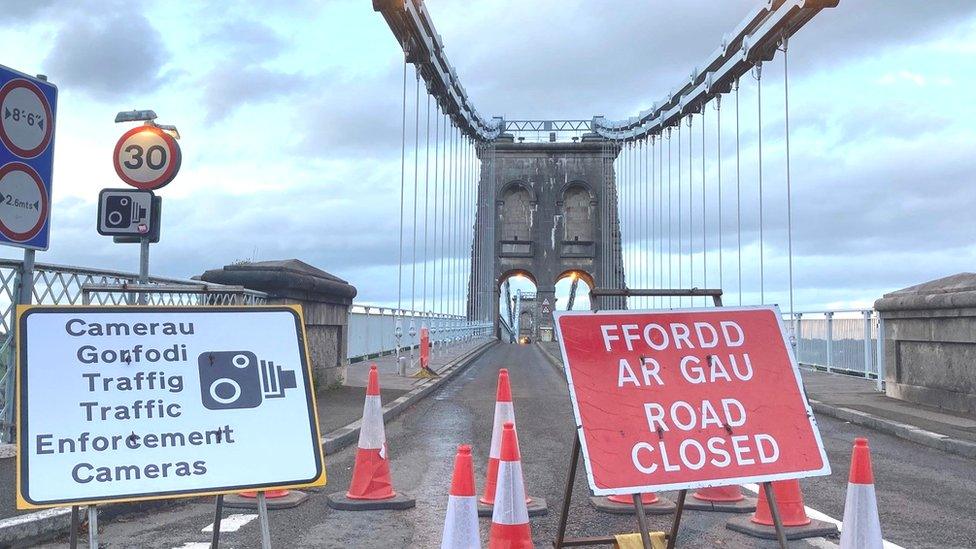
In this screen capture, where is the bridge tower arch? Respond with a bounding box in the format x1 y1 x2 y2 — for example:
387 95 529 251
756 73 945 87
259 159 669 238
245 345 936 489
471 134 624 340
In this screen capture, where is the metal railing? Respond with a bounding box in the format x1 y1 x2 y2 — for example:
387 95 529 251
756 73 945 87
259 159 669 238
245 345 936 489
0 259 269 441
347 304 492 362
788 310 884 391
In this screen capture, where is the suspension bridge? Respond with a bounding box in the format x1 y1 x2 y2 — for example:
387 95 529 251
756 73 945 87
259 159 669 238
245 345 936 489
0 1 973 548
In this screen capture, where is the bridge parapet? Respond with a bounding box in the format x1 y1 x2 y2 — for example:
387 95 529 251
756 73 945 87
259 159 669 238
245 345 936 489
200 259 357 389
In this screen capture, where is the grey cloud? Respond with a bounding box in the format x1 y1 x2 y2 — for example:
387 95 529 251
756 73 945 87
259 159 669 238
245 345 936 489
201 65 310 122
202 18 287 61
293 65 405 160
43 11 169 101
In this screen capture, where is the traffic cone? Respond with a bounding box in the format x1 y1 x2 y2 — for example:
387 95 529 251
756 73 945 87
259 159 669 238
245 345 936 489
441 445 480 549
224 488 308 510
326 364 415 510
488 422 533 549
726 479 837 540
839 438 883 549
590 491 675 516
478 369 547 517
684 485 756 513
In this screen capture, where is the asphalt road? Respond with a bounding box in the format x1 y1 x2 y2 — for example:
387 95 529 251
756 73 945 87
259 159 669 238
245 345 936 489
37 343 976 548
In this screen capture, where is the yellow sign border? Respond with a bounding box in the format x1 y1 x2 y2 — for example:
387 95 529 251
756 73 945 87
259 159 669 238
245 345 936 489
15 303 327 509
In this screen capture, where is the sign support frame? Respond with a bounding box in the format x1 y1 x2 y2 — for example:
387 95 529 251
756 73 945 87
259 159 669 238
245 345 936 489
552 287 790 549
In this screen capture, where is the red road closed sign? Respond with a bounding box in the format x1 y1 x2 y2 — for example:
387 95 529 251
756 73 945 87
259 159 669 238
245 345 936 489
553 306 830 496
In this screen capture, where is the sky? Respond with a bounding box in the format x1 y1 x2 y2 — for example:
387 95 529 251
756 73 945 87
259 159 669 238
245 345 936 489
1 0 974 315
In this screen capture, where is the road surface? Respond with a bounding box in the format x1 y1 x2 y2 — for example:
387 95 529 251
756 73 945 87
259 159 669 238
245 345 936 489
39 343 976 548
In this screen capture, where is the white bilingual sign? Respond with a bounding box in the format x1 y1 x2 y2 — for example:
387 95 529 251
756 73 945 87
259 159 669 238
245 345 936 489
16 305 327 508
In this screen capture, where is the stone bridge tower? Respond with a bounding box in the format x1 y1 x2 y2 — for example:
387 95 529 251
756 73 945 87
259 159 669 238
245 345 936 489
468 134 624 339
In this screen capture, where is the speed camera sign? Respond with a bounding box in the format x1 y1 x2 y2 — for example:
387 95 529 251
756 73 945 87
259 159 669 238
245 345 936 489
113 126 181 190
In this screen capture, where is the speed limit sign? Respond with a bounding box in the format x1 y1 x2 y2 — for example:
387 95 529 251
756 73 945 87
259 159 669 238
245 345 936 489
113 125 181 190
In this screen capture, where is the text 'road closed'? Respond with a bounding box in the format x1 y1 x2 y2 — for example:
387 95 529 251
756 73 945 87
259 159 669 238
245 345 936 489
554 306 830 496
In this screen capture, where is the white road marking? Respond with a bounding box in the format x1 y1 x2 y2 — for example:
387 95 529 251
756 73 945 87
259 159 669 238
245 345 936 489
202 513 258 533
173 544 214 549
741 483 905 549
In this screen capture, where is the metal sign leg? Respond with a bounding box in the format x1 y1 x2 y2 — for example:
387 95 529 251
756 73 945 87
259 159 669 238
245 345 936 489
138 236 150 305
257 491 272 549
666 489 687 549
632 494 653 549
87 505 98 548
554 434 581 548
762 482 789 549
210 495 224 549
69 505 79 549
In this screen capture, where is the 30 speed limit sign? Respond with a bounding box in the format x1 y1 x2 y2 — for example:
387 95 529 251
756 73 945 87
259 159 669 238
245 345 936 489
113 126 181 190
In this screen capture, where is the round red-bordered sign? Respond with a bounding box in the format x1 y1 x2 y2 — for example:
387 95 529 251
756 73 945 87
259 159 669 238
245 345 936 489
113 125 182 190
0 162 49 242
0 78 54 159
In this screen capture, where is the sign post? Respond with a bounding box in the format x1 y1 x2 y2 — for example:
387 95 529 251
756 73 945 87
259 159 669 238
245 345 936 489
551 288 829 548
107 119 181 304
16 306 326 548
0 66 58 443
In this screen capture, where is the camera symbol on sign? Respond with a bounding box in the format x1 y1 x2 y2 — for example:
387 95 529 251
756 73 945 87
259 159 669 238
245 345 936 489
198 351 298 410
104 195 148 229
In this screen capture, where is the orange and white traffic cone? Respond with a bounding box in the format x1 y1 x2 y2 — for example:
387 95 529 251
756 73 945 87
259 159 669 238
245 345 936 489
590 490 676 515
326 364 415 510
224 488 308 510
441 445 480 549
478 369 546 517
726 479 837 540
839 438 883 549
684 484 756 513
488 422 534 549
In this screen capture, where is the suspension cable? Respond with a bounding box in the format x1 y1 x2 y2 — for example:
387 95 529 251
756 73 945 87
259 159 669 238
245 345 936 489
782 37 795 324
410 71 420 322
735 77 742 306
397 59 407 317
667 127 673 308
755 62 764 303
701 105 707 305
687 114 694 305
431 106 440 322
716 95 723 295
677 121 682 303
440 113 448 316
422 92 431 320
658 131 664 308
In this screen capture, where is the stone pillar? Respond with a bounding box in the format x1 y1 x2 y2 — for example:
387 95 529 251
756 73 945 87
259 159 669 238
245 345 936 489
200 260 357 390
874 272 976 415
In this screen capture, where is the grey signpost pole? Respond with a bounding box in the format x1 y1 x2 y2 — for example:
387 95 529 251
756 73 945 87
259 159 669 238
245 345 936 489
257 491 272 549
138 236 150 305
87 504 99 548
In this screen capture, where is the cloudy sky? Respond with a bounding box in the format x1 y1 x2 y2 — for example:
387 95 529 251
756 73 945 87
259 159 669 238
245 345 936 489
1 0 974 314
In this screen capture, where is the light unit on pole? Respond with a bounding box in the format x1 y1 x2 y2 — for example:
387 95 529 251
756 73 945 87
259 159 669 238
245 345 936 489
114 109 180 140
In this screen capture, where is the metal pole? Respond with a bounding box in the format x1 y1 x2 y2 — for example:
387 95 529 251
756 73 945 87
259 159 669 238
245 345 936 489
87 505 99 549
632 493 653 549
762 482 789 549
257 491 272 549
138 237 149 305
210 495 224 549
825 311 834 373
69 505 79 549
876 315 885 391
863 309 872 379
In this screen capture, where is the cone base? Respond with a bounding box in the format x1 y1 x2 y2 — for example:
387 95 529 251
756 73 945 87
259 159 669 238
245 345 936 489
684 495 757 514
325 491 416 511
223 490 308 510
726 515 838 540
589 495 676 515
477 496 548 517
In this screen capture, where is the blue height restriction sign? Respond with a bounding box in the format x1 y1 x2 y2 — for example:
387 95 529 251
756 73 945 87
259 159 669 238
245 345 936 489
0 65 57 250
